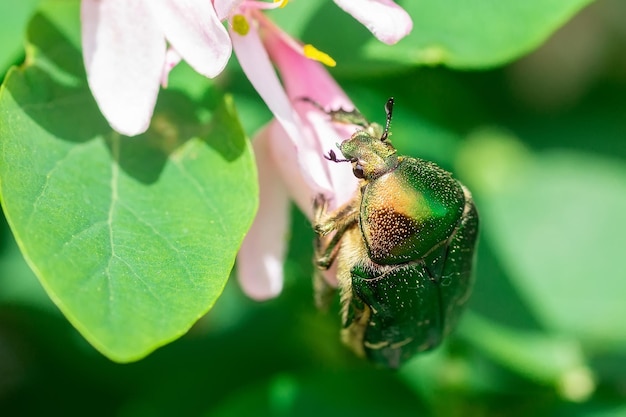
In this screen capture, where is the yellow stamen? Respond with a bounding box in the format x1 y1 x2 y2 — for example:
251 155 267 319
303 44 336 67
232 14 250 35
274 0 289 7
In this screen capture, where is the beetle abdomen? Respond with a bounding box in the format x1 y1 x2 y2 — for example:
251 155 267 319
350 262 444 368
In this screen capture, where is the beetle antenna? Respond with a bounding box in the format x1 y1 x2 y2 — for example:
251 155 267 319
324 149 352 163
380 97 394 142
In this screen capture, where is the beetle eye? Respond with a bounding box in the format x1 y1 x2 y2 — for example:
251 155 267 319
353 164 365 179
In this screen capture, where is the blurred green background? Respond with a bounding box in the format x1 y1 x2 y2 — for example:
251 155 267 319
2 0 626 416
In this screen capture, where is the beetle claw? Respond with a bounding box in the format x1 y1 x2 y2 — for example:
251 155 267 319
313 193 327 211
313 194 328 224
313 194 337 236
314 223 335 236
324 149 352 163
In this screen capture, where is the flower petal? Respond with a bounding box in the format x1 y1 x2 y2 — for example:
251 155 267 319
266 121 316 219
333 0 413 45
303 111 359 209
264 30 352 111
263 26 359 209
231 21 334 197
213 0 246 20
263 122 341 289
149 0 231 78
81 0 165 136
237 125 290 300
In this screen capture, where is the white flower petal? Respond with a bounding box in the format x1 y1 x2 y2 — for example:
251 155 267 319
265 122 316 219
150 0 231 78
231 23 333 195
333 0 413 44
304 111 359 209
237 125 290 300
213 0 246 20
81 0 165 136
263 27 359 209
263 123 343 289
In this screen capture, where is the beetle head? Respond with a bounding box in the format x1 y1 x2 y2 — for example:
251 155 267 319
336 131 398 180
326 98 399 180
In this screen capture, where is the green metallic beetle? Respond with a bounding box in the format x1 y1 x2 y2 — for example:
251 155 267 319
312 98 478 368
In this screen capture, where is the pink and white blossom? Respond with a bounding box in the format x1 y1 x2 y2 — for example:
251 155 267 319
81 0 412 136
235 17 360 300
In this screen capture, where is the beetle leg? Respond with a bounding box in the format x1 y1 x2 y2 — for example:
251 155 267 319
314 224 349 269
299 97 370 128
313 194 359 269
313 194 359 236
299 97 388 139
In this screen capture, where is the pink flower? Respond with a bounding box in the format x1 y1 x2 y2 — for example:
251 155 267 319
234 16 360 300
81 0 411 136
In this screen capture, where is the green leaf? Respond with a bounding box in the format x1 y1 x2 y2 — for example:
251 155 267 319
0 0 41 73
0 6 257 362
366 0 596 68
459 312 595 402
457 129 626 349
0 220 54 311
273 0 595 73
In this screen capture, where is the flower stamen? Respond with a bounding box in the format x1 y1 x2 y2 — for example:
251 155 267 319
303 44 336 67
232 14 250 35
